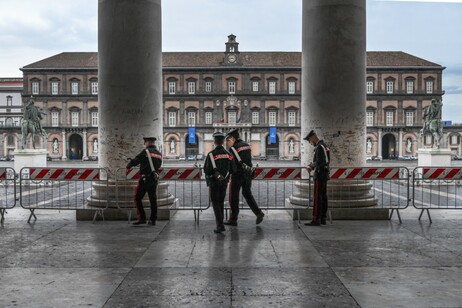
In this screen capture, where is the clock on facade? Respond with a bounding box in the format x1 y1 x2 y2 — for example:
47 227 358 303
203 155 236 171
227 54 237 63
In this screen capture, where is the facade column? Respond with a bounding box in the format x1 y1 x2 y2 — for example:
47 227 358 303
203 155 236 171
98 0 163 172
83 129 87 158
377 128 382 157
61 130 67 159
290 0 380 215
398 129 403 157
260 133 266 157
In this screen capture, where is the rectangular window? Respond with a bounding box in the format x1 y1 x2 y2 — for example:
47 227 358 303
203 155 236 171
168 81 176 94
406 111 414 126
51 82 59 95
406 80 414 94
187 111 196 126
228 81 236 94
205 111 212 124
6 96 12 106
205 81 212 92
32 81 39 95
269 111 277 126
71 82 79 95
252 111 259 125
451 135 459 145
386 111 394 126
252 81 259 92
71 111 79 126
168 112 176 127
288 111 296 126
269 81 276 94
91 111 98 126
91 82 98 95
52 111 59 127
366 111 374 126
228 111 236 125
426 80 434 94
366 81 373 94
386 81 394 94
288 81 296 94
187 81 195 94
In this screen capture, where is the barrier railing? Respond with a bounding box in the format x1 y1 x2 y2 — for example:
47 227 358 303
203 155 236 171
327 167 411 223
0 167 16 223
225 167 308 221
19 167 108 223
117 167 208 222
412 167 462 223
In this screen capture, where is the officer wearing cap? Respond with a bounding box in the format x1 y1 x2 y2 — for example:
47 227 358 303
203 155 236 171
204 131 235 233
304 130 331 226
126 136 162 226
224 128 264 226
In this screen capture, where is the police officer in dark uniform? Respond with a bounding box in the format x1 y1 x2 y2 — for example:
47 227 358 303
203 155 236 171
224 128 264 226
126 136 162 226
304 130 331 226
204 131 235 233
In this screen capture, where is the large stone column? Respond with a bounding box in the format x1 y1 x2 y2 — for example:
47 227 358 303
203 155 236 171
98 0 163 169
83 0 175 220
289 0 382 219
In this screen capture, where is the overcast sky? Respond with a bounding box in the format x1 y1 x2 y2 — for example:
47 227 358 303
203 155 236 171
0 0 461 122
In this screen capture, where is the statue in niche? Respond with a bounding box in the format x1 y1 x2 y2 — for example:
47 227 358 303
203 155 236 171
52 139 59 153
406 138 412 153
366 138 372 154
288 139 295 154
170 139 176 154
93 139 98 154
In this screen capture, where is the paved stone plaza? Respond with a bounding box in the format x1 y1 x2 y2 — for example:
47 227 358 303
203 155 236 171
1 207 462 307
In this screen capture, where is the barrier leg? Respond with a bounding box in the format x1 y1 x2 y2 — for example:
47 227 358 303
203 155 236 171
418 209 432 224
194 210 197 222
27 209 37 223
396 209 402 224
92 209 105 224
0 208 5 223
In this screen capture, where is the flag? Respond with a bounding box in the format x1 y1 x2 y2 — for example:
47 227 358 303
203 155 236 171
237 117 241 123
220 111 225 123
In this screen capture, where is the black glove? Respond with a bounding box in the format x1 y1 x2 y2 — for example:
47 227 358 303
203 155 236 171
213 170 224 182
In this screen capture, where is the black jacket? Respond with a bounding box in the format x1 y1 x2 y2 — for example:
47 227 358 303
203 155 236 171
126 145 162 176
311 140 330 180
204 145 235 182
229 139 253 175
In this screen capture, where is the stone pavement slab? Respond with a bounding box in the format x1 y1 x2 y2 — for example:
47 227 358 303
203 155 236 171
1 207 462 307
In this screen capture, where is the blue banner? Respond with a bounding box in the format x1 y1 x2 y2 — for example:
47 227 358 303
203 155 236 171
269 127 277 144
188 127 196 144
442 121 452 127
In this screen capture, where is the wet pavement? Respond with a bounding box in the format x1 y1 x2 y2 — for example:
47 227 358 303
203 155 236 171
1 207 462 307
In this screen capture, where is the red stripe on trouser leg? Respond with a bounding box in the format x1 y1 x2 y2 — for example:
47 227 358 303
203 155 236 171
134 182 142 220
313 179 319 222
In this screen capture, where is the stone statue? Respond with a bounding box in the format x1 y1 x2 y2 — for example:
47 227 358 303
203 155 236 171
406 138 412 153
420 98 443 148
21 99 47 149
366 138 372 154
52 139 59 153
170 139 176 154
93 139 98 153
288 139 295 153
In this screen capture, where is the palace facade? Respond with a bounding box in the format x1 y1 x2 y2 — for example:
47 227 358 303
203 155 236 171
1 35 461 160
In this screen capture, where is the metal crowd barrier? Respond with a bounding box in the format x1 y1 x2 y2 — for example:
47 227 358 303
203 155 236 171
225 167 307 221
412 167 462 223
19 167 108 223
327 166 411 223
116 167 208 222
0 167 17 223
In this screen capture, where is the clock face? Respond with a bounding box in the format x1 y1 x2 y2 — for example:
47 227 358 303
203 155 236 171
227 54 237 63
